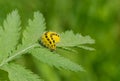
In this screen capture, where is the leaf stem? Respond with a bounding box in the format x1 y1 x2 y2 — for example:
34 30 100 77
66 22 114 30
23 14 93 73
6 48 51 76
0 44 40 67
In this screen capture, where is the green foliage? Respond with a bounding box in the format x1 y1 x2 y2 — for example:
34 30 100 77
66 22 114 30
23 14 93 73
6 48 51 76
31 48 84 72
78 45 95 51
58 30 95 51
0 10 95 81
1 63 43 81
0 10 20 63
22 11 46 45
58 30 95 46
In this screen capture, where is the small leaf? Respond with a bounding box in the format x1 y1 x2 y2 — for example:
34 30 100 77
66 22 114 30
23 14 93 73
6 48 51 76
78 45 95 51
23 11 46 45
1 63 43 81
31 48 85 72
0 10 21 63
8 11 46 64
58 30 95 47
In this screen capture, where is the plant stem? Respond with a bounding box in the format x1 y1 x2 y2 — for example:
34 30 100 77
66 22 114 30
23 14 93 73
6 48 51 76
0 44 39 67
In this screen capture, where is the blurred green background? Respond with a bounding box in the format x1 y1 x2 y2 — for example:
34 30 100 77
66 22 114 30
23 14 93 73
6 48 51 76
0 0 120 81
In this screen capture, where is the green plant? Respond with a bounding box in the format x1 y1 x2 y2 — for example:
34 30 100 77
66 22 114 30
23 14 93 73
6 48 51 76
0 10 95 81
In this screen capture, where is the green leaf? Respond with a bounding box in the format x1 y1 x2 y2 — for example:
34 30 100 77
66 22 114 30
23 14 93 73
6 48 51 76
78 45 95 51
0 10 21 63
0 11 46 66
1 63 43 81
31 48 85 72
58 30 95 47
5 11 46 65
23 11 46 45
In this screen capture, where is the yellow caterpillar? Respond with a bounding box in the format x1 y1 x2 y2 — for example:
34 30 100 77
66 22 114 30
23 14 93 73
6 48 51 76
40 32 60 51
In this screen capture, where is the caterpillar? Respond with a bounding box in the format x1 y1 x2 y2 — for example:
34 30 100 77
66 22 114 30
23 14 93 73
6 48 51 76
40 31 60 51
